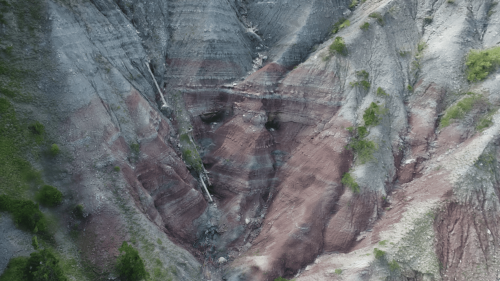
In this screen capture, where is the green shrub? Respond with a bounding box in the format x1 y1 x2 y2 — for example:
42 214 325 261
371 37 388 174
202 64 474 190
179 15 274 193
50 144 60 156
466 47 500 82
417 42 427 53
73 204 84 219
351 70 370 90
363 102 385 126
0 195 47 233
37 185 63 207
359 80 370 90
357 126 368 138
373 248 385 259
179 133 190 143
342 172 360 193
28 122 45 143
116 242 149 281
130 143 140 154
424 16 433 24
332 18 350 34
488 2 497 17
335 269 342 274
369 12 384 25
339 19 350 30
0 256 29 281
440 93 483 128
114 166 120 172
388 260 400 272
27 249 67 281
349 138 377 163
32 235 39 250
407 85 413 91
0 97 10 113
376 87 388 97
329 37 347 56
349 0 358 9
356 70 369 80
360 22 370 30
273 278 293 281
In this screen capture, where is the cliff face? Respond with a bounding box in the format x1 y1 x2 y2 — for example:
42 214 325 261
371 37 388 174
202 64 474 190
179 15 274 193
1 0 500 280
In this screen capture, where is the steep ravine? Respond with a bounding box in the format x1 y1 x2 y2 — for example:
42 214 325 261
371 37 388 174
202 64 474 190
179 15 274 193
1 0 500 281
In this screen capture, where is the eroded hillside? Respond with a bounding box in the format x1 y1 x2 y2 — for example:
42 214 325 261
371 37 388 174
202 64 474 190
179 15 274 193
1 0 500 280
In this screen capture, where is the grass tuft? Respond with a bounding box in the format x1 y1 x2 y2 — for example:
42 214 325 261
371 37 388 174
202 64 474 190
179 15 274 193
369 12 384 25
440 93 483 128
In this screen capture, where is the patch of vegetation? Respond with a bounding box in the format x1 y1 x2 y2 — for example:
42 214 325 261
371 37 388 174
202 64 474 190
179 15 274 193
116 242 149 281
331 18 350 34
369 12 384 25
363 102 386 126
360 22 370 30
335 269 342 274
412 42 427 71
171 93 205 175
0 195 47 233
424 16 433 24
32 235 39 250
274 278 294 281
378 240 388 246
114 166 121 172
350 70 370 90
418 42 427 53
373 248 386 259
349 0 358 9
376 87 389 97
37 185 62 207
27 249 67 281
389 260 400 271
130 143 140 154
181 148 203 171
407 85 413 92
349 138 377 164
476 109 496 131
346 126 377 164
447 0 455 3
0 256 29 281
329 37 348 56
0 98 44 199
342 172 360 193
465 47 500 82
439 93 483 128
345 102 385 165
488 2 497 17
399 50 410 57
28 122 45 144
50 144 60 156
72 204 84 219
